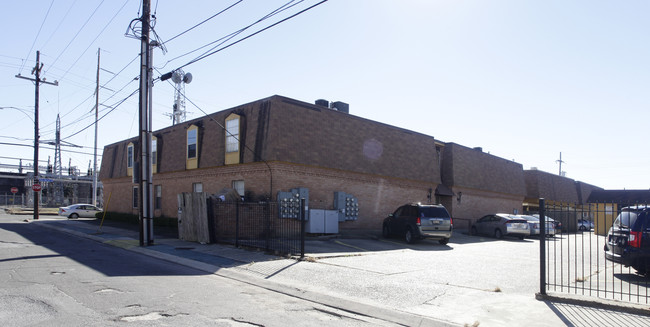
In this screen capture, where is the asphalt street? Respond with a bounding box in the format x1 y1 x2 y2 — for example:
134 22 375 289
0 215 408 326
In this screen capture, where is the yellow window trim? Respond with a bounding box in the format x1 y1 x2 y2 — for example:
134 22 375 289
225 113 240 165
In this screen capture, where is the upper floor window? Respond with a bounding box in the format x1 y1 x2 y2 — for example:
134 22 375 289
151 138 157 165
226 116 239 153
127 143 134 168
187 127 197 159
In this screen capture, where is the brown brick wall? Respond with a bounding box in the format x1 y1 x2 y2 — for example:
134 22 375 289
442 142 525 196
524 169 582 203
102 161 439 230
447 186 524 224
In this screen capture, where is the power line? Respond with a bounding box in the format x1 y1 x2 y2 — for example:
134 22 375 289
19 0 55 74
40 0 78 50
157 0 307 70
175 0 328 72
164 0 244 44
61 87 139 141
44 0 106 76
57 0 130 81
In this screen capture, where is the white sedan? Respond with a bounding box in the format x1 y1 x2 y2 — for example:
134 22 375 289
58 204 102 219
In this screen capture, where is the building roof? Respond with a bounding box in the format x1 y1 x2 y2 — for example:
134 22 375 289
100 95 443 184
586 189 650 203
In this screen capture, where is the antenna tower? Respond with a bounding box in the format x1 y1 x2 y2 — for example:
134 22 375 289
171 69 192 125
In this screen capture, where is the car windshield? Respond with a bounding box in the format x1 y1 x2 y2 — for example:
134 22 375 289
420 207 450 218
615 211 638 229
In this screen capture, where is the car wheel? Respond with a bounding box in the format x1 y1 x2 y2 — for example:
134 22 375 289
382 225 390 238
578 225 586 231
518 235 525 240
439 238 449 245
405 228 416 244
470 226 477 236
494 229 503 239
69 213 79 219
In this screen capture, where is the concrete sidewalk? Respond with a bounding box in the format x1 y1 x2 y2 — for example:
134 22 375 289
20 216 650 327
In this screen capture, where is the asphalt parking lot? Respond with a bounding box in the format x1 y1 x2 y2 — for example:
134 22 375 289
305 229 649 306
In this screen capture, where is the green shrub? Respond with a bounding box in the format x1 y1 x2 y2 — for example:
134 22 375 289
95 212 177 229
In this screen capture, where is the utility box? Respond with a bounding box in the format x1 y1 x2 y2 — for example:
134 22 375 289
278 187 309 220
307 209 339 234
324 210 339 234
307 209 325 233
334 191 359 221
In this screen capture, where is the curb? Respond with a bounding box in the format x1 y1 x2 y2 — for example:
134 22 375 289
536 292 650 317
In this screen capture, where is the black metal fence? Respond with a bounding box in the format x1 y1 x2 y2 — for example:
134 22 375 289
208 199 305 257
538 199 650 304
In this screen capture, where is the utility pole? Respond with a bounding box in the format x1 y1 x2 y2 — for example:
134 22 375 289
15 51 58 220
93 48 100 207
138 0 154 246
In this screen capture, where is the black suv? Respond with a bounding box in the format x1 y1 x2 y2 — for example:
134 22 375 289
604 205 650 275
382 203 453 244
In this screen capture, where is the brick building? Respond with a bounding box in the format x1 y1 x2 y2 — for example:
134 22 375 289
99 95 598 230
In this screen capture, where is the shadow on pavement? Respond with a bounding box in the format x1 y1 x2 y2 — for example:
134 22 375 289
545 300 650 327
0 220 211 277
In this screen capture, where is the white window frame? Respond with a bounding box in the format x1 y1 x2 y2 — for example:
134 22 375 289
187 128 197 159
226 118 239 153
193 182 203 193
151 138 157 165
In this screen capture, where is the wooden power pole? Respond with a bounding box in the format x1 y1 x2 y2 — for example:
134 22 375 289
15 51 58 220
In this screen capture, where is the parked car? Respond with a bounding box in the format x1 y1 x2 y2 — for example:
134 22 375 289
470 214 530 240
519 215 555 237
578 219 595 231
604 205 650 275
382 203 453 244
532 214 562 231
58 204 102 219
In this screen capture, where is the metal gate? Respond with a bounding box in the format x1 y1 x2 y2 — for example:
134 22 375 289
538 199 650 304
209 199 305 257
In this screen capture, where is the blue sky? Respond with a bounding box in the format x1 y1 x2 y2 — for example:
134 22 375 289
1 0 649 190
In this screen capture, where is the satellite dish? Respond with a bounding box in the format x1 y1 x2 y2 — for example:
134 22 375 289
171 70 183 83
183 73 192 84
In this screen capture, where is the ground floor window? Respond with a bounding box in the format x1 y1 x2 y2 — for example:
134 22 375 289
155 185 162 210
232 180 244 199
193 182 203 193
132 186 138 208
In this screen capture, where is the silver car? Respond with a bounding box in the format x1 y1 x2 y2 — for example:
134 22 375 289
58 204 102 219
578 219 594 231
518 215 556 237
471 214 530 240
